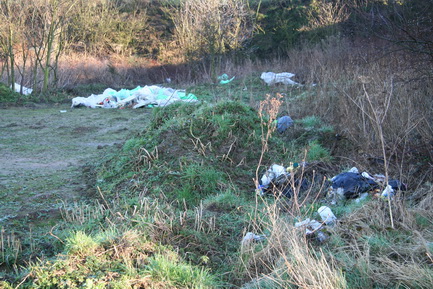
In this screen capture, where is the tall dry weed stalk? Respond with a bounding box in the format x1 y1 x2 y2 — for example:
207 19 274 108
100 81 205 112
242 93 344 288
342 77 396 228
254 93 283 188
0 227 22 266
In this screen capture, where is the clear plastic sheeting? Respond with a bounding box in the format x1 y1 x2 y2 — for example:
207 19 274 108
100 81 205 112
260 72 301 86
11 83 33 95
71 85 198 109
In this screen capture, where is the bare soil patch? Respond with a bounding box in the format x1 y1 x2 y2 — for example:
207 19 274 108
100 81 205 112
0 104 150 226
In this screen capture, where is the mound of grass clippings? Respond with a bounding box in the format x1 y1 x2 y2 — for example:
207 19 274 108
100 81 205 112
95 100 299 204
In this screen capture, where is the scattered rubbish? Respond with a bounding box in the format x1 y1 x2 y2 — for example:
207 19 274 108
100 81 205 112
295 218 322 235
260 72 301 86
258 162 310 198
275 115 294 134
11 83 33 95
318 206 337 226
328 167 407 203
60 110 67 113
381 185 394 198
241 232 266 246
260 164 286 189
295 205 337 243
71 85 198 109
218 73 235 84
329 171 379 200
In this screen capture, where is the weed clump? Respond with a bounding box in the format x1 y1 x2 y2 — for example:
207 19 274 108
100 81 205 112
27 229 217 288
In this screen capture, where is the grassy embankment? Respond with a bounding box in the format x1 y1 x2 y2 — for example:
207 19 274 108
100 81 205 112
1 39 432 287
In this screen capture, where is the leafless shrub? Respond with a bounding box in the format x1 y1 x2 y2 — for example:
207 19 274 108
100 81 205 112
169 0 253 62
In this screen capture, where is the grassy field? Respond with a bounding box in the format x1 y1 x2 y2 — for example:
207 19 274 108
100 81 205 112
0 104 150 274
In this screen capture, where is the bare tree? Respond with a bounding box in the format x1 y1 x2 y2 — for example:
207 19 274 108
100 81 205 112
170 0 254 64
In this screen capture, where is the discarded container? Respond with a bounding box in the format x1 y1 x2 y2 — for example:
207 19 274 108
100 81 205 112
318 206 337 226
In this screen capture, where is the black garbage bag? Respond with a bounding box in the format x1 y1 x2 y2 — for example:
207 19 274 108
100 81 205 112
280 178 310 198
388 179 407 191
331 172 379 199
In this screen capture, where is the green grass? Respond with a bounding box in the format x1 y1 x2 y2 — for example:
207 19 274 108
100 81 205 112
25 228 219 288
146 254 217 289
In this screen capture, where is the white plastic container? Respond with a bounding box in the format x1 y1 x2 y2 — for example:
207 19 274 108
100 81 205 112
318 206 337 226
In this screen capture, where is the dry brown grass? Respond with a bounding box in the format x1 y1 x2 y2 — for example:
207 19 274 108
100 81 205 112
330 190 433 288
277 36 433 184
240 214 347 289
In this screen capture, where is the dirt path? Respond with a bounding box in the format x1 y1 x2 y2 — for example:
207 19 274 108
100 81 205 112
0 104 150 228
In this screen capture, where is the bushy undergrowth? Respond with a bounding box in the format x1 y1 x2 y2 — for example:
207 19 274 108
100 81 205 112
0 83 22 104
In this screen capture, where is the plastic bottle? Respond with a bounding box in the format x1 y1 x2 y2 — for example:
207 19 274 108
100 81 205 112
318 206 337 226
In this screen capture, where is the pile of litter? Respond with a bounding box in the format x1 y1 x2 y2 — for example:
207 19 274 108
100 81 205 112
242 205 337 245
257 164 407 202
295 205 337 242
328 167 407 203
260 72 301 86
257 162 310 198
71 85 198 109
